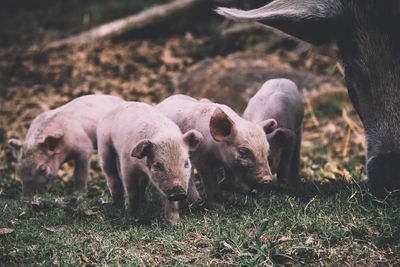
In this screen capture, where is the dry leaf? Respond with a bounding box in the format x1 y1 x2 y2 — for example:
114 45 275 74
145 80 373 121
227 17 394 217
79 208 101 217
305 236 314 245
0 228 14 235
29 244 39 250
278 236 293 242
222 241 233 250
44 225 65 232
44 226 58 232
9 218 20 225
84 209 98 216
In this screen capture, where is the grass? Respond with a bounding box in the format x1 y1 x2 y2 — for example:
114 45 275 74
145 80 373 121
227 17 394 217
313 95 344 120
1 80 400 267
1 95 400 266
1 166 400 265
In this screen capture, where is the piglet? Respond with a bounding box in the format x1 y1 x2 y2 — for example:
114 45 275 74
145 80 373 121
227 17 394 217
8 94 124 195
97 102 202 224
156 94 276 209
243 79 304 187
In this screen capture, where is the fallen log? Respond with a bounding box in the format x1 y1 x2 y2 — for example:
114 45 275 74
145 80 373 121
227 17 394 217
46 0 207 49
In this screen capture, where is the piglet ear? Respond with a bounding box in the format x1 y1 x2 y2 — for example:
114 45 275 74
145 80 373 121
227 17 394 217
210 107 237 142
182 130 203 152
39 130 64 154
131 139 153 159
8 138 23 151
269 128 296 148
258 119 278 134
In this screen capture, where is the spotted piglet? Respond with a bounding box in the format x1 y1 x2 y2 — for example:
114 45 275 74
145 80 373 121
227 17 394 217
244 79 304 187
97 102 203 224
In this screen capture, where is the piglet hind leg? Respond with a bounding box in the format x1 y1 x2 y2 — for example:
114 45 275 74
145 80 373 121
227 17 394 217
163 196 180 225
277 148 295 188
288 133 302 186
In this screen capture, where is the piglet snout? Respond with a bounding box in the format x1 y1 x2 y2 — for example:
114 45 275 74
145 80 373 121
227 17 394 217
258 175 273 185
167 186 187 201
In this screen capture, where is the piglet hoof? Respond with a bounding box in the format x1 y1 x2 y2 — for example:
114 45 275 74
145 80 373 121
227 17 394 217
73 183 87 193
72 188 87 197
166 213 179 225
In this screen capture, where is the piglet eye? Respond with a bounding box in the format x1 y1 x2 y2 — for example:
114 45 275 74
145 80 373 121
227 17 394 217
238 147 251 158
184 161 190 168
153 162 164 171
38 165 47 176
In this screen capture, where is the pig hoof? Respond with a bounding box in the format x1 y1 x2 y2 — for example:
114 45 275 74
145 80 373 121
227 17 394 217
167 218 178 225
166 214 179 225
73 184 87 193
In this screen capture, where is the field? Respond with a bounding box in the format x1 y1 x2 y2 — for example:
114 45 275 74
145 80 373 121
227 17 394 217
1 1 399 265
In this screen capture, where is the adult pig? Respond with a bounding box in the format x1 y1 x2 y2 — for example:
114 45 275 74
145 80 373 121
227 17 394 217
217 1 400 195
243 79 304 187
8 94 124 195
97 102 202 224
156 94 276 208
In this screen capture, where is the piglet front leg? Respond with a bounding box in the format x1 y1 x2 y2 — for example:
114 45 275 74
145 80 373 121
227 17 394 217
163 197 180 225
123 173 148 216
73 151 92 192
